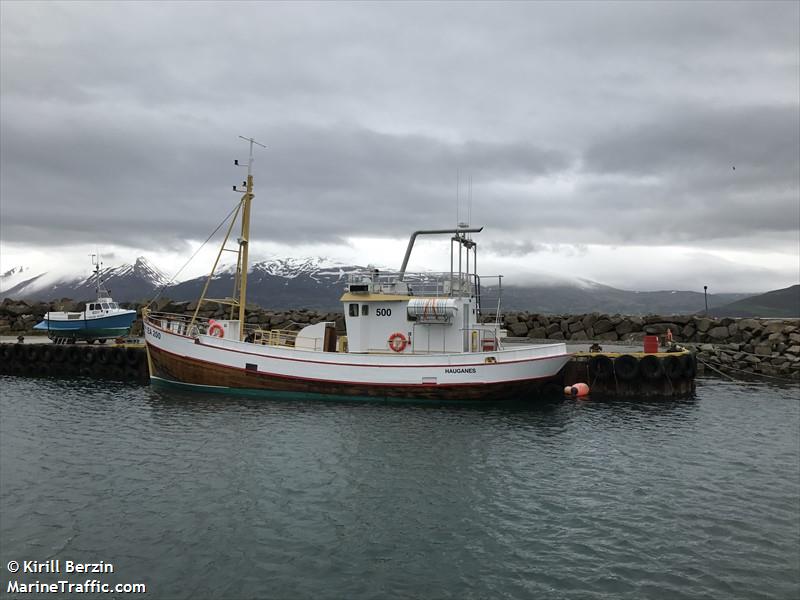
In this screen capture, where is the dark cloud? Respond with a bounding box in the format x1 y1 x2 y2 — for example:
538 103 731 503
0 1 797 290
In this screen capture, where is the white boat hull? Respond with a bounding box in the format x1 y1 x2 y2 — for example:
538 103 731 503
144 318 571 401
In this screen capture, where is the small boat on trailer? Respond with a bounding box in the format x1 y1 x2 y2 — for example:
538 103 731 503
143 138 571 400
34 256 137 344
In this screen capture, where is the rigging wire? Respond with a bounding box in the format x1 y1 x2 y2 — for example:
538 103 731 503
147 202 242 307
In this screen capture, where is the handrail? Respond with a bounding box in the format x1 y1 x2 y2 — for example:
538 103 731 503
398 228 482 280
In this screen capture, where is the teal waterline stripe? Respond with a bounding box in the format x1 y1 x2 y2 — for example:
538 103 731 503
148 376 519 404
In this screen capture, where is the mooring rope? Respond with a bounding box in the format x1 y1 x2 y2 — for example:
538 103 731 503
699 357 798 383
697 358 738 381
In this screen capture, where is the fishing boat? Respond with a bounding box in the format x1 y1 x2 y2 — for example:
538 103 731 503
142 138 571 400
34 256 137 343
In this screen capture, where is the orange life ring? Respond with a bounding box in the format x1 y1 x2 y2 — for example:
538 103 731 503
208 320 224 338
388 332 407 352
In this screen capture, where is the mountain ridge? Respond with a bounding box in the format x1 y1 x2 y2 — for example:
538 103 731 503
709 284 799 318
2 256 757 315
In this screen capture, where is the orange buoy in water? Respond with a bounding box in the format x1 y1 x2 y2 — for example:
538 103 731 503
564 382 590 397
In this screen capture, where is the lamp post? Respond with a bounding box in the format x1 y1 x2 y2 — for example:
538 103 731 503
704 285 708 315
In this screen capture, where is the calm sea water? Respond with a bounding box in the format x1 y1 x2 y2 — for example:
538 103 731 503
1 376 798 600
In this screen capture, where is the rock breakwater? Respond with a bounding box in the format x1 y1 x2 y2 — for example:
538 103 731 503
2 298 796 380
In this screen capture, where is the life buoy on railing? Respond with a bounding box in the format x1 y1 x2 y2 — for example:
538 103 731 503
388 332 407 352
208 320 225 338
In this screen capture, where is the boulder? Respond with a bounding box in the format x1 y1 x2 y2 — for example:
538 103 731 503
528 327 547 339
545 323 561 336
696 318 713 333
707 326 730 340
737 318 761 331
582 313 599 329
596 331 619 341
568 321 584 333
4 303 32 316
570 331 589 341
669 315 692 325
615 320 634 335
764 322 785 334
593 319 614 335
754 344 772 356
508 322 529 337
549 331 565 340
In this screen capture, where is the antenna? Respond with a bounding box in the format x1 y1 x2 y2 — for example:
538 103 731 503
234 136 267 189
456 168 460 228
468 175 472 228
90 251 103 298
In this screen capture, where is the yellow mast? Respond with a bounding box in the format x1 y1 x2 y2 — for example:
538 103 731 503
235 136 265 340
187 136 264 338
237 173 253 337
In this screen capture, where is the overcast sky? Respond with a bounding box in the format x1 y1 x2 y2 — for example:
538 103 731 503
1 0 798 293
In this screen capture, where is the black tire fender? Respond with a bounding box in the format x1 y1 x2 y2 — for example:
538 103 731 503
52 345 66 363
97 347 111 365
125 347 140 367
82 348 95 365
589 354 614 380
640 355 663 380
663 355 682 379
24 344 40 361
614 354 639 381
66 345 80 364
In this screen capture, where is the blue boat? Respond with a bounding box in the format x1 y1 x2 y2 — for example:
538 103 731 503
34 256 137 343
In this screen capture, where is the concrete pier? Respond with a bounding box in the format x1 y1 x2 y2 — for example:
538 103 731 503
1 340 148 383
1 338 696 398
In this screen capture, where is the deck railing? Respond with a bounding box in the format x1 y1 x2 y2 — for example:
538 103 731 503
346 271 504 316
145 311 302 348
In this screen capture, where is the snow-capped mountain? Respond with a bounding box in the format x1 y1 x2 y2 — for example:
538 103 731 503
0 265 36 293
2 257 171 303
216 256 365 282
168 257 374 309
2 255 753 314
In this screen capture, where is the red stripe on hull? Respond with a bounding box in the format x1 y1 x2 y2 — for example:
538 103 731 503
147 344 564 401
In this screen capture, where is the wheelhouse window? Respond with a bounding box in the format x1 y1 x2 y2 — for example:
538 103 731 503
89 303 98 311
101 303 109 310
349 303 359 317
361 305 369 316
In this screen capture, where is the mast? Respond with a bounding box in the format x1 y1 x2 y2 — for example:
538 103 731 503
187 136 264 337
235 136 265 339
90 252 102 299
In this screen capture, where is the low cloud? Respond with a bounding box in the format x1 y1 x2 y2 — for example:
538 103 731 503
1 1 797 293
